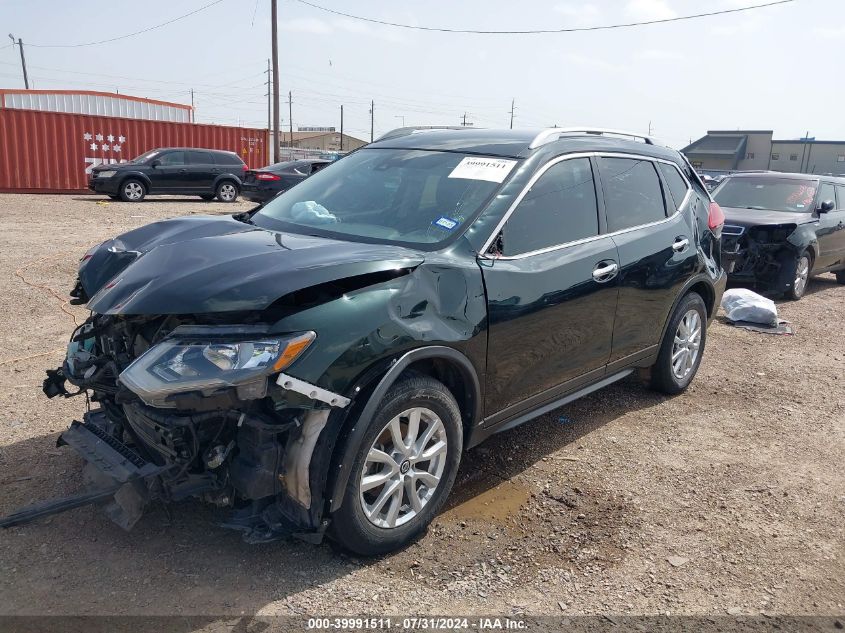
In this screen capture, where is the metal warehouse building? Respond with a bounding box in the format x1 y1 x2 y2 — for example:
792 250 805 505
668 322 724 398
683 130 845 176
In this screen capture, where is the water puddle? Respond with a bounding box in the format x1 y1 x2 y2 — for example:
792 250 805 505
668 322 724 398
443 479 531 522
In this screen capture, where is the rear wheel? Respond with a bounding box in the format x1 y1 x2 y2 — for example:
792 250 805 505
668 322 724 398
785 251 811 300
215 181 238 202
329 374 462 556
650 291 707 395
119 179 146 202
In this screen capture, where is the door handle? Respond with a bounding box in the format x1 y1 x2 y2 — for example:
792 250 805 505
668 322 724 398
592 261 618 282
672 237 690 252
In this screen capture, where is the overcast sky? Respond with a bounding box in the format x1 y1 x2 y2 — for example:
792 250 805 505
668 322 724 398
1 0 841 149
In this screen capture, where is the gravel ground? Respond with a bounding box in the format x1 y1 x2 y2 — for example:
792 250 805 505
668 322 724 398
0 193 843 619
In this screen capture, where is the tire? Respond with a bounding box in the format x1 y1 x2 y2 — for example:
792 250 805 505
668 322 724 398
200 194 215 201
784 251 811 301
836 269 845 285
215 181 239 202
119 179 146 202
329 374 463 556
650 291 708 395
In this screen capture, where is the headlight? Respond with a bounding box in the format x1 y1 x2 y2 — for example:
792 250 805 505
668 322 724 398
119 328 315 407
97 170 116 178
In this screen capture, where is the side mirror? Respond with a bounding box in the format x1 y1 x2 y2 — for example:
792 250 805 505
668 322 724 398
150 159 161 168
819 200 835 213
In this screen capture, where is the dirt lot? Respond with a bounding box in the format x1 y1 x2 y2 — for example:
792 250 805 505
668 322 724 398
0 193 843 618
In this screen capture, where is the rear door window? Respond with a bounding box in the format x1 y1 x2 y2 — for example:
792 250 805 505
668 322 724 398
501 157 599 256
187 150 215 165
599 157 667 232
658 162 690 209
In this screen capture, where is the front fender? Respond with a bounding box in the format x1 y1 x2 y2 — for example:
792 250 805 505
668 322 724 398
116 171 153 189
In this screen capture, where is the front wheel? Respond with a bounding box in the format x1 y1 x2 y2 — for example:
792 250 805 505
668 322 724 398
329 374 463 556
215 181 238 202
119 179 146 202
784 251 811 300
650 291 707 395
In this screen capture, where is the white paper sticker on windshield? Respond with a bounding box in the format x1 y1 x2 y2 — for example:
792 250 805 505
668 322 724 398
448 157 517 183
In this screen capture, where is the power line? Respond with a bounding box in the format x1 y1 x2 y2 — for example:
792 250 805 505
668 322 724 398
293 0 796 34
27 0 227 48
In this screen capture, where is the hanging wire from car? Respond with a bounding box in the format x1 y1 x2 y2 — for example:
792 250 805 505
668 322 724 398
293 0 796 34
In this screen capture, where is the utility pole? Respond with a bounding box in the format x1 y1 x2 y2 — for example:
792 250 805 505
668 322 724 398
190 89 195 123
648 120 653 136
340 105 344 151
509 99 515 130
462 112 468 127
370 100 374 142
265 59 271 161
288 91 293 143
394 115 405 127
271 0 280 163
8 34 29 89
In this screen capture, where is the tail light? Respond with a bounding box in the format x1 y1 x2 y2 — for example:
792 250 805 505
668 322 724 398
708 201 725 237
255 172 281 181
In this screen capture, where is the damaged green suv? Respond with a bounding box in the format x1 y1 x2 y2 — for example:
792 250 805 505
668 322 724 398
2 127 726 555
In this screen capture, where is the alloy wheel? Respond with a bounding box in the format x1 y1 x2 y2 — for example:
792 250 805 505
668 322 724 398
218 183 237 201
671 309 702 381
359 407 447 529
124 182 143 200
794 255 810 297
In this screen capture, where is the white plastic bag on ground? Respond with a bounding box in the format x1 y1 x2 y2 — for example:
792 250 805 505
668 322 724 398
720 288 778 327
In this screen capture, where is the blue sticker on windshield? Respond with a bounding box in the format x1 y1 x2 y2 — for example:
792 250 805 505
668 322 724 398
433 216 458 230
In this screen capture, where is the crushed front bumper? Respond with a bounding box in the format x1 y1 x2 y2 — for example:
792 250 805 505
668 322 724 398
0 409 164 530
721 234 795 294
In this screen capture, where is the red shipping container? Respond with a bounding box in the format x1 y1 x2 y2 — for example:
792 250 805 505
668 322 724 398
0 108 269 193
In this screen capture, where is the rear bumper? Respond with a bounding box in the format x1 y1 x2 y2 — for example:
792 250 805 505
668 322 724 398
241 183 282 202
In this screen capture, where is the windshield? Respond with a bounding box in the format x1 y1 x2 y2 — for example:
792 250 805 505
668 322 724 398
251 148 515 248
130 149 161 164
714 177 818 212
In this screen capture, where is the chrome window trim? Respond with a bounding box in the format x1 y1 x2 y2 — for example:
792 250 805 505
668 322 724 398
479 151 689 259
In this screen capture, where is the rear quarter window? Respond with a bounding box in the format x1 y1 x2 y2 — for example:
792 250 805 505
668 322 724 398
214 152 245 166
658 162 690 209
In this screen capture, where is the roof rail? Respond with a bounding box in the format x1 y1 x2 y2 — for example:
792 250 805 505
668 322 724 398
529 127 656 149
374 126 468 143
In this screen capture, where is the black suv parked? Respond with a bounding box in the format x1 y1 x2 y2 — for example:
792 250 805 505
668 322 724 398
4 127 726 555
89 147 247 202
714 172 845 299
